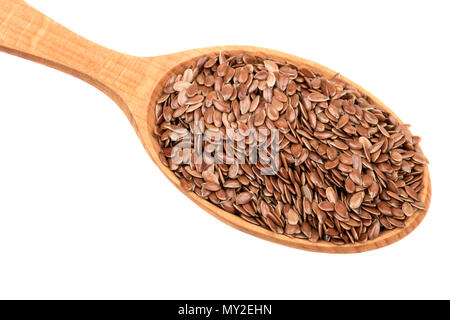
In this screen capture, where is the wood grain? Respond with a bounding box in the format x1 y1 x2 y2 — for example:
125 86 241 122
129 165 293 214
0 0 431 253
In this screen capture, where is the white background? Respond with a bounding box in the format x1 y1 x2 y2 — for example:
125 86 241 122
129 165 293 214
0 0 448 299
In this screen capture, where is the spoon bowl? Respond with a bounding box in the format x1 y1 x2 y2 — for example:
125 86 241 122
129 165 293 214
0 0 431 253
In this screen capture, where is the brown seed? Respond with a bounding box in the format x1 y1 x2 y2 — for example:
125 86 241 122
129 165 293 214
308 92 329 102
217 63 228 77
328 104 340 119
364 111 378 125
330 139 349 150
359 137 372 160
327 147 338 160
224 67 235 83
326 187 338 204
353 154 362 173
250 96 260 112
410 201 425 211
237 68 249 83
213 100 230 113
228 163 239 179
238 175 250 186
336 113 349 129
340 154 353 166
362 174 374 188
405 185 420 201
203 182 221 192
392 208 404 218
325 158 340 170
377 202 392 216
390 150 403 163
287 209 299 225
173 105 188 118
310 229 320 242
345 178 356 193
380 217 393 229
285 106 296 122
326 228 339 237
221 83 233 100
255 70 268 80
267 104 279 121
402 202 416 217
260 201 271 218
237 96 250 115
368 220 380 240
275 118 288 130
216 189 227 201
264 60 279 73
236 192 252 205
309 171 322 188
266 73 276 88
412 152 428 164
318 201 334 212
319 128 336 144
387 217 405 228
301 222 312 238
223 180 241 188
291 144 303 158
349 170 362 185
254 109 266 127
368 182 379 198
285 224 301 235
202 165 219 184
204 57 217 68
335 201 349 220
180 178 194 191
349 191 365 209
274 88 288 103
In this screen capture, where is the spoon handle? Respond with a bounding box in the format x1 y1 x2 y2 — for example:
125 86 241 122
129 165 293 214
0 0 142 115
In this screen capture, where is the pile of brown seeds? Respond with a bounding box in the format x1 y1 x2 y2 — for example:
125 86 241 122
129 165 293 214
154 52 428 244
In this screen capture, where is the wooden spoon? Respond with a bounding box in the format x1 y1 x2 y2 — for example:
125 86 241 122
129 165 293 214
0 0 431 253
